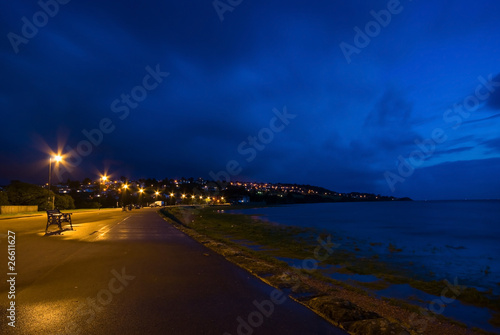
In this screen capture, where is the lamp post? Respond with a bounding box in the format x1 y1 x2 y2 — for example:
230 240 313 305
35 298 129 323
100 175 108 209
47 155 62 210
122 184 128 208
139 188 144 207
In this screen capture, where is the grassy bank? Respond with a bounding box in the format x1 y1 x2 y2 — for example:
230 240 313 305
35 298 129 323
0 208 121 220
159 206 498 335
0 211 42 217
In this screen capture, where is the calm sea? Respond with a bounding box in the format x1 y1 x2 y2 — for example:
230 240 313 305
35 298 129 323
230 200 500 331
232 200 500 293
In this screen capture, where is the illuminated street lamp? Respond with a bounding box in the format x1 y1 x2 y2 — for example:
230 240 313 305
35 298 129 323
139 188 144 207
122 184 129 208
99 175 108 209
47 154 62 210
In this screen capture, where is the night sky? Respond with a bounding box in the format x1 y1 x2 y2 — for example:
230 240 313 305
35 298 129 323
1 0 499 200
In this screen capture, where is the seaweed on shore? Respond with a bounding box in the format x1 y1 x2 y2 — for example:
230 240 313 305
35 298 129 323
159 206 499 334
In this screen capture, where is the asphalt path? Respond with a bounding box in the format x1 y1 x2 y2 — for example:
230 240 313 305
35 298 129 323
0 208 347 334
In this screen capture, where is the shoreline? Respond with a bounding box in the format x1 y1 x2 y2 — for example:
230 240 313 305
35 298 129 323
159 206 499 335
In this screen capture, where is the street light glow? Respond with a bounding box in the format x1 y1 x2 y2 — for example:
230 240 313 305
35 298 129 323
47 153 64 210
123 184 129 189
139 188 144 193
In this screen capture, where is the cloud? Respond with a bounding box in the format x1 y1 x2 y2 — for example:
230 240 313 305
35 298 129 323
360 88 423 165
393 157 500 200
487 74 500 110
1 0 500 202
364 89 413 128
481 137 500 154
432 146 475 157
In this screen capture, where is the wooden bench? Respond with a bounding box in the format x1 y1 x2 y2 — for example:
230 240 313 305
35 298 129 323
46 209 73 233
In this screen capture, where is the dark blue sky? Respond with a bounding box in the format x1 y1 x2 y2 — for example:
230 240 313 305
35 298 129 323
1 0 499 200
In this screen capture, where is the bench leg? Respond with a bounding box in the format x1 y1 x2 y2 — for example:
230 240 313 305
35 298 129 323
46 219 60 233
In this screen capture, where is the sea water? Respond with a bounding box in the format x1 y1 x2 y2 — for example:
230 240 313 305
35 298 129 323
230 200 500 331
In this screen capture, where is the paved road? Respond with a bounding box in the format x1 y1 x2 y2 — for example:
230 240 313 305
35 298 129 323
0 208 347 334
